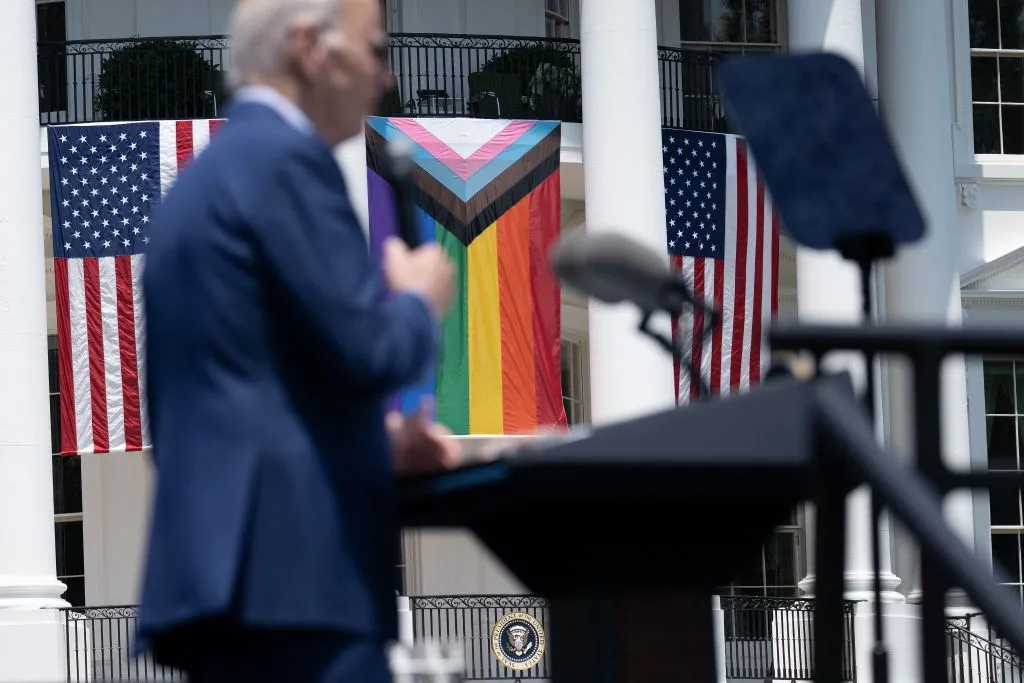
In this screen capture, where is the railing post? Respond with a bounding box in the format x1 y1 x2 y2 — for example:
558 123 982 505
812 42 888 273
710 595 727 683
397 595 415 648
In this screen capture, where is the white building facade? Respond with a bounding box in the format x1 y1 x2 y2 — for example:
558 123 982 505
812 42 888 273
2 0 1023 681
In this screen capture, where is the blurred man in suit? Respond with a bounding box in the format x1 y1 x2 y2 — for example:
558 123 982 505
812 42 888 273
137 0 459 680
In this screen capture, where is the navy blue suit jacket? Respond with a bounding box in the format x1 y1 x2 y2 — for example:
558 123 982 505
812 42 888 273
137 101 435 652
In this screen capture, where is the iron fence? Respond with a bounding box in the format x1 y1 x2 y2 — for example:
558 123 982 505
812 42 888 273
719 595 858 681
38 36 228 125
60 595 863 681
61 606 183 682
36 34 721 130
411 594 550 680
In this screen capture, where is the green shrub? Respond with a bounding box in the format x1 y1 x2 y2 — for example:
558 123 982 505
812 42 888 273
93 38 224 121
479 44 577 96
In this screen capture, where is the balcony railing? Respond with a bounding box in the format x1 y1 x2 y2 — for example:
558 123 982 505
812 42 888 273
36 34 723 130
62 605 182 682
720 595 858 681
60 595 854 681
946 614 1024 683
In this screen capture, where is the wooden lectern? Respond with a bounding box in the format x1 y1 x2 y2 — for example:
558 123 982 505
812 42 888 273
399 375 837 683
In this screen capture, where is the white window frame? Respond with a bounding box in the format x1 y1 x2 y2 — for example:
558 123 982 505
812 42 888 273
950 0 1024 179
49 335 86 606
678 0 787 55
545 0 571 39
979 357 1024 601
720 520 805 598
561 336 590 425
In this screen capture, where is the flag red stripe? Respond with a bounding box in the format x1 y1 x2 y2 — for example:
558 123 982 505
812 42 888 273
750 162 767 383
209 118 226 135
83 259 109 453
529 172 566 428
176 120 194 171
115 256 143 450
54 259 77 455
729 141 750 391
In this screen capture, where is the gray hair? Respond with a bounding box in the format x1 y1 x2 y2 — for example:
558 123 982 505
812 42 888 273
227 0 341 90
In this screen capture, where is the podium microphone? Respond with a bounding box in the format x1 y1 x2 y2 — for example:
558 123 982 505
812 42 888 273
550 230 719 398
550 230 710 317
384 139 421 249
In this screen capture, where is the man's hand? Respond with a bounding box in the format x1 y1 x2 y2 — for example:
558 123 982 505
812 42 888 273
387 400 462 474
384 237 455 316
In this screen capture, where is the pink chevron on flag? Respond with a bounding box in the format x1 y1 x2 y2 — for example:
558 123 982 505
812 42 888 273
388 118 537 179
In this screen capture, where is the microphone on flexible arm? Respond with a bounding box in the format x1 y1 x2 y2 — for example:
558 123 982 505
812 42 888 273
381 138 422 249
549 230 719 398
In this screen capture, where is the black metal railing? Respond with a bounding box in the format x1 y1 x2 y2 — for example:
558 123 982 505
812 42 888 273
61 605 183 682
36 33 722 130
947 614 1024 683
38 36 228 125
720 595 858 681
411 594 550 680
61 595 854 680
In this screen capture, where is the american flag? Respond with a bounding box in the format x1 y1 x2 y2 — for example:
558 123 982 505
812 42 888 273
48 119 224 455
663 128 780 404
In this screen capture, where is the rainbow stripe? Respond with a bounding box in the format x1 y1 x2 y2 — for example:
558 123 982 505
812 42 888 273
366 117 566 435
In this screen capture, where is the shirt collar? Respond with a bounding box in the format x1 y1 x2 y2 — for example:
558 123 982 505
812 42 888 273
231 85 315 135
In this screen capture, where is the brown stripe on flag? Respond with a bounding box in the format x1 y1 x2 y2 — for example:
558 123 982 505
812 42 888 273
365 125 561 243
409 126 562 223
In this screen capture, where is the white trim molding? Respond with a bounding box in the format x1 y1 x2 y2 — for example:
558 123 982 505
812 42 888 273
961 290 1024 307
961 245 1024 290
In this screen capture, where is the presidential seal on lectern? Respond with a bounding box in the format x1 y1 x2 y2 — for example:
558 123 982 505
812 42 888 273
491 612 546 670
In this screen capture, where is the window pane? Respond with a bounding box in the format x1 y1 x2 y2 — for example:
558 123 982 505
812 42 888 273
54 520 84 577
974 57 1000 102
743 0 775 43
990 486 1021 525
1002 0 1024 50
1003 57 1024 102
47 347 59 394
1003 105 1024 153
730 548 766 591
680 0 744 43
1013 363 1024 415
61 576 85 608
993 532 1022 582
985 361 1016 413
971 0 1000 48
35 1 66 43
763 531 797 588
975 104 1003 153
49 394 61 455
53 455 82 515
986 416 1018 469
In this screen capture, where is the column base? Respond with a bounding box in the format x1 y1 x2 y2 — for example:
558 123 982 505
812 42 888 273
0 576 69 609
852 602 923 683
906 587 974 614
799 570 906 603
0 608 67 682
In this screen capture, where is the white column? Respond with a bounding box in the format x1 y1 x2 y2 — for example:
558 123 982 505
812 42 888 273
875 0 976 608
788 0 903 604
0 1 70 680
580 0 677 425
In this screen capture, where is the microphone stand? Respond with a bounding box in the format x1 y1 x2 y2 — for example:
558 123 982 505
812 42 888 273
636 280 720 401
